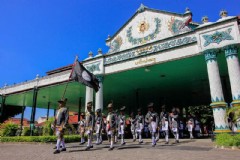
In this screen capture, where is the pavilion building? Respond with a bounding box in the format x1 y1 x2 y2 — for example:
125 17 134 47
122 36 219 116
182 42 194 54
0 5 240 133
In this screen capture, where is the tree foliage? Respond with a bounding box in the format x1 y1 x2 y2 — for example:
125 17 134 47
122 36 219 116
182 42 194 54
227 105 240 123
187 105 213 124
0 105 22 123
0 122 18 136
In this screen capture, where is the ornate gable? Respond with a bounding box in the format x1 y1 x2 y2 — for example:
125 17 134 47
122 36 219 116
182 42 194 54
106 4 197 54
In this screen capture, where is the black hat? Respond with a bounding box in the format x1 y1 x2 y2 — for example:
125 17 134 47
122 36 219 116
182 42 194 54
87 101 93 105
58 98 67 105
120 106 126 111
147 102 154 108
137 108 142 112
96 108 102 113
87 101 93 108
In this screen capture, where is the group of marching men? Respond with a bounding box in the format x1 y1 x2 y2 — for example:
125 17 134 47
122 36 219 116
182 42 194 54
53 98 197 154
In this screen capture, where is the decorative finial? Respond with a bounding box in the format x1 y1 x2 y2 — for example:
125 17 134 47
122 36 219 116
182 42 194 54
88 51 93 58
106 35 111 41
137 3 148 13
185 7 191 13
202 16 209 23
98 48 102 55
220 10 228 18
4 83 7 88
35 74 39 80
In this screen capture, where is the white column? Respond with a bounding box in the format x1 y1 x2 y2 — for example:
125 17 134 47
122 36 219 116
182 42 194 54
95 76 103 111
204 50 230 133
224 46 240 106
224 45 240 132
85 86 93 112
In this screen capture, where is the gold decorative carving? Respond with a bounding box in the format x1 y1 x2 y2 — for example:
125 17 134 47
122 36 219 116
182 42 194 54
137 21 149 33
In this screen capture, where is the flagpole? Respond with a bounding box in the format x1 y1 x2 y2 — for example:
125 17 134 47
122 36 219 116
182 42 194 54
61 56 79 99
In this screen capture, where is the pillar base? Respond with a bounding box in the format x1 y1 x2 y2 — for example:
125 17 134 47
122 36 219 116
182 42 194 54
214 129 232 133
231 100 240 107
210 101 227 107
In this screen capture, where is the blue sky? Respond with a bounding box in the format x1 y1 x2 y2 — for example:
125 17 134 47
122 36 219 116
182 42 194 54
0 0 239 120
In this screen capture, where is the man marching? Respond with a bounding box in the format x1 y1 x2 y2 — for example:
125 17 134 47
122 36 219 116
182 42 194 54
85 101 95 150
187 114 194 139
78 112 86 145
106 102 117 151
118 106 126 145
95 108 104 145
145 103 159 147
160 105 169 144
170 107 180 143
129 112 137 142
135 108 144 144
53 98 69 154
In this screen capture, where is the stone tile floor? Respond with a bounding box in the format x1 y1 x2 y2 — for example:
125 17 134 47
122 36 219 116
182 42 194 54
0 138 239 160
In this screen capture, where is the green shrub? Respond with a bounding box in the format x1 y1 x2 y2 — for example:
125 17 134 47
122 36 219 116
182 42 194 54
64 124 76 135
0 135 82 143
216 133 240 147
0 122 18 137
22 127 30 136
42 118 54 136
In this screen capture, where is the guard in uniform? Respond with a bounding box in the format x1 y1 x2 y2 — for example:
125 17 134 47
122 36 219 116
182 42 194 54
145 103 159 147
85 101 95 150
118 106 126 145
78 112 86 145
95 108 104 145
135 108 144 144
113 109 119 144
187 115 194 139
160 105 169 144
106 103 117 151
129 112 137 142
170 108 180 143
53 98 69 154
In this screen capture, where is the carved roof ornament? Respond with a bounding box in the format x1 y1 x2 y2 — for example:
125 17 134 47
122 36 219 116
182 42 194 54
185 7 191 14
202 16 209 24
106 35 111 41
137 4 148 13
88 51 93 58
220 10 228 18
98 48 102 55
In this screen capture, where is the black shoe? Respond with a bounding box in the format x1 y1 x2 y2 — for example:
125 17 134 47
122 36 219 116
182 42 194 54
139 141 143 144
165 142 169 144
121 142 126 146
108 147 114 151
60 148 66 152
156 138 159 142
80 142 85 145
133 139 136 142
53 150 60 154
96 142 100 145
90 145 93 148
85 146 91 151
177 140 180 143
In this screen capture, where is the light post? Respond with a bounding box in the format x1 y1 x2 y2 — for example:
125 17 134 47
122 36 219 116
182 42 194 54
30 74 39 136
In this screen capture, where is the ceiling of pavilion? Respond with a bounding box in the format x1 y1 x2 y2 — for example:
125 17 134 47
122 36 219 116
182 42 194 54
2 51 238 114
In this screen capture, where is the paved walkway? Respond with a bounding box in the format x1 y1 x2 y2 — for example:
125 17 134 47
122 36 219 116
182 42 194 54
0 139 239 160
